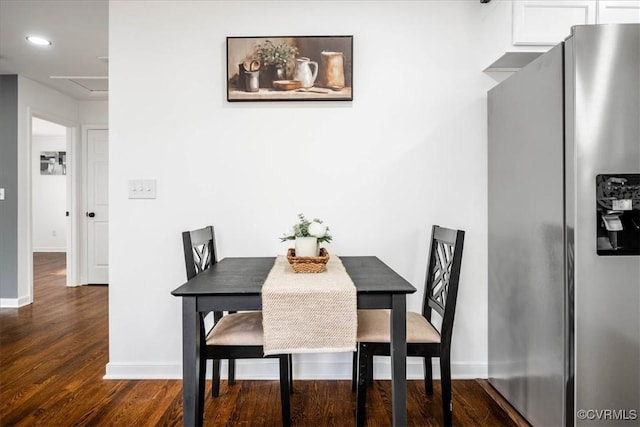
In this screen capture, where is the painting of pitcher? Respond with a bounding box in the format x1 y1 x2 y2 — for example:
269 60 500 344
226 35 353 102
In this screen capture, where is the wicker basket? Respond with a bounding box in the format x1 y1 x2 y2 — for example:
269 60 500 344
286 248 330 273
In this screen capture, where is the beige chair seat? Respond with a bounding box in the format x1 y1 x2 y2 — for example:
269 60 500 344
206 312 264 346
356 309 440 344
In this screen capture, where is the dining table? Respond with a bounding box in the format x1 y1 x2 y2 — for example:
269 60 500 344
171 255 417 426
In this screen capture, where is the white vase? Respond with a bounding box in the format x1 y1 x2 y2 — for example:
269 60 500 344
295 237 319 257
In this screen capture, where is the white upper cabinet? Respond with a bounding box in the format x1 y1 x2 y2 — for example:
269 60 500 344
598 1 640 24
513 1 596 45
513 0 640 46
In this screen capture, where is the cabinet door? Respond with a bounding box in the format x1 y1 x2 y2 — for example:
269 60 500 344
598 0 640 23
513 1 597 45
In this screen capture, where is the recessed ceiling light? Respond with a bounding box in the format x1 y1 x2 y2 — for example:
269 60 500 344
26 36 52 46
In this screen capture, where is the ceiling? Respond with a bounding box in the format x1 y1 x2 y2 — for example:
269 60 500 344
0 0 108 101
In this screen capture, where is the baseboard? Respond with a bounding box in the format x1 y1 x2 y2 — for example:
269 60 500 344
372 358 487 380
104 358 488 380
0 295 32 308
104 362 183 379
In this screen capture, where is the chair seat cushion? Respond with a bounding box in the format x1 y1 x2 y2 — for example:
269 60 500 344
206 312 264 346
356 309 440 343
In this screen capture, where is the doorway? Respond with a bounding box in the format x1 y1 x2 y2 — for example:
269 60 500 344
31 117 69 289
27 116 109 299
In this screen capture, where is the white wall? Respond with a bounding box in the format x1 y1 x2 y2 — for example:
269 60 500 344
79 101 108 124
32 135 67 252
107 0 513 379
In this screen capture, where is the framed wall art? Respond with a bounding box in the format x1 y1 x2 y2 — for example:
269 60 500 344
40 151 66 175
227 35 353 102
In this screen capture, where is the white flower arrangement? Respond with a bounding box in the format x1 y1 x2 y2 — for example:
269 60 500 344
280 213 332 244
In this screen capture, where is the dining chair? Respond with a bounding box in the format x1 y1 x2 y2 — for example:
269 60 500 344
182 225 292 426
353 225 465 427
182 225 234 397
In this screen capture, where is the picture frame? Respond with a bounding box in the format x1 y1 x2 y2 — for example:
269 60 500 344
40 151 66 175
227 35 353 102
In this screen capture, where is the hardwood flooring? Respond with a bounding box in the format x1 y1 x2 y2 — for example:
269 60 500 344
0 253 527 426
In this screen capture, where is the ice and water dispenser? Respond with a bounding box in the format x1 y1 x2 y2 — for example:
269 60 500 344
596 174 640 255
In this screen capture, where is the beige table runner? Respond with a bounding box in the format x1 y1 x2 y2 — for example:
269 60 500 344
262 255 357 355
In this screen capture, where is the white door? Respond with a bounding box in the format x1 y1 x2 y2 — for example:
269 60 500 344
87 129 109 284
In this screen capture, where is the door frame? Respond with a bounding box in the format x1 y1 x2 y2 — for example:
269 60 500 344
81 125 109 284
27 108 80 294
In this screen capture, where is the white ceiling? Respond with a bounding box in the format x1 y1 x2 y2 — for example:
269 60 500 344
0 0 108 101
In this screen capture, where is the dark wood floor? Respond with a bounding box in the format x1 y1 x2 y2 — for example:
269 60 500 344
0 252 526 426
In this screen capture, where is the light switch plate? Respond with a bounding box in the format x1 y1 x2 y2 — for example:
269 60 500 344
128 179 157 199
0 188 4 200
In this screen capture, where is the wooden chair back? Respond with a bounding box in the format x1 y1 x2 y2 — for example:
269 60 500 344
182 225 217 280
422 225 465 350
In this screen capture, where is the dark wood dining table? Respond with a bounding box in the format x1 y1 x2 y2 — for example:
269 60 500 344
171 256 416 426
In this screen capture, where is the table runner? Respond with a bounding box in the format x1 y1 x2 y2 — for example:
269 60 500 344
262 255 357 355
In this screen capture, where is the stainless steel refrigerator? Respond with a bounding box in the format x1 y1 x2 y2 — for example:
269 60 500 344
488 24 640 426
